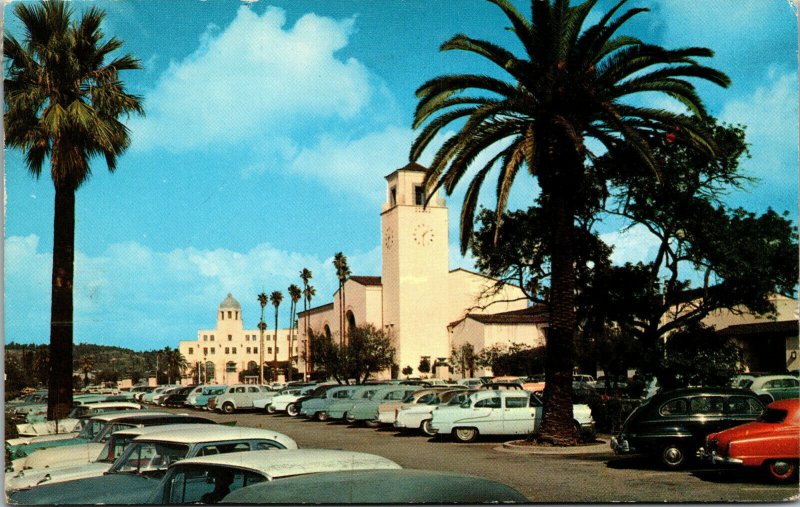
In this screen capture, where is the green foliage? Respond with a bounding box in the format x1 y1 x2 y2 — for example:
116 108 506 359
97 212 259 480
492 346 547 376
401 365 414 377
309 324 395 384
418 357 431 374
656 325 743 389
450 343 477 377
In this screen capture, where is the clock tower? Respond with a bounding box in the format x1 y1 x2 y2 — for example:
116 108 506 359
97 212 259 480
381 162 450 373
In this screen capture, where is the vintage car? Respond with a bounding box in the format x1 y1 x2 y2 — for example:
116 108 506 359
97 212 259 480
5 423 221 493
743 375 800 404
324 385 386 420
189 385 228 409
375 387 452 426
265 384 319 414
300 385 363 421
346 385 424 426
394 389 473 435
7 411 215 468
288 384 342 417
610 387 765 468
456 378 484 388
699 398 800 481
221 469 529 504
429 390 594 442
16 401 143 437
8 425 298 504
141 385 180 404
214 384 273 413
160 386 196 407
148 449 402 504
153 386 185 406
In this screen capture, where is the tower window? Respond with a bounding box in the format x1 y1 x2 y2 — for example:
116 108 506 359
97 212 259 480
232 347 237 354
228 335 232 341
203 335 207 341
221 311 224 320
235 311 239 320
188 347 194 355
210 335 215 341
246 347 251 354
203 347 208 355
390 186 397 206
253 347 258 354
211 347 216 354
225 347 230 354
228 311 232 319
414 185 424 205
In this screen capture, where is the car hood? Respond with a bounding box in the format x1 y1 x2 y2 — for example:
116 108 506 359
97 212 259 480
8 472 162 505
23 442 105 470
6 462 112 493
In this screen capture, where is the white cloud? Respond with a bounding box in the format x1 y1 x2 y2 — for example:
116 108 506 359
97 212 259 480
129 6 373 152
600 224 662 266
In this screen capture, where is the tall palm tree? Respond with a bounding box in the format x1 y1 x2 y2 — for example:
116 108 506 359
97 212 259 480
411 0 728 444
269 290 283 381
303 283 316 379
5 1 144 419
332 252 351 346
79 356 95 387
299 269 313 379
257 292 268 384
163 347 187 384
287 284 302 381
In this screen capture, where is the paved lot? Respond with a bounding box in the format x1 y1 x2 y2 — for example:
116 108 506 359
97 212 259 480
166 407 799 502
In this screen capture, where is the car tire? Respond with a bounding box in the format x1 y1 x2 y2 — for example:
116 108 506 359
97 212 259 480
222 402 235 414
661 443 687 468
421 419 436 436
765 460 797 482
286 403 299 417
266 404 276 415
453 427 478 443
365 419 380 428
345 412 355 423
316 411 329 422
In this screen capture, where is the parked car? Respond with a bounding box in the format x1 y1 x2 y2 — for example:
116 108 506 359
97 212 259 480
5 423 220 493
221 469 529 504
429 390 594 442
394 389 473 435
286 383 340 417
214 384 273 414
375 388 451 426
345 385 423 426
15 401 143 437
699 398 800 482
153 386 185 406
9 412 217 471
325 385 386 420
8 425 298 504
743 375 799 404
266 384 320 414
160 386 196 407
141 385 179 404
300 385 362 421
456 378 484 388
610 387 765 468
147 449 401 504
189 385 227 409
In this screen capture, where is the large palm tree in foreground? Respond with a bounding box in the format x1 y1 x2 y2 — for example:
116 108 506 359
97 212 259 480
5 1 144 419
411 0 729 444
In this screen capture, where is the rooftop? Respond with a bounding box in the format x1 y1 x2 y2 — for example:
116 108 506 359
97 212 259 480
451 305 549 327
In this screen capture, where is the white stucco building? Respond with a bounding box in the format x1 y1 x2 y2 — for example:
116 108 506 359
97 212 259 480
297 162 544 379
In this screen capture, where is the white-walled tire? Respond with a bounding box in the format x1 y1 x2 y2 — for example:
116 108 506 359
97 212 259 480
453 427 478 443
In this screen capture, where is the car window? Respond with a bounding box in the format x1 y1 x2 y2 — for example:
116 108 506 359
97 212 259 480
659 398 688 416
254 441 283 450
227 388 235 394
725 396 763 415
196 442 251 456
689 396 724 415
333 390 350 399
248 387 260 393
235 387 246 394
505 396 528 408
759 407 788 423
417 393 436 404
112 441 189 474
165 466 266 504
475 397 501 408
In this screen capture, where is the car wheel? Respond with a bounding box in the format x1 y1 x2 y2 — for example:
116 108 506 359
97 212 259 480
453 427 478 443
222 402 235 414
365 419 380 428
286 403 299 417
661 443 687 468
421 419 436 436
345 412 356 423
266 404 276 415
316 411 329 422
766 460 797 482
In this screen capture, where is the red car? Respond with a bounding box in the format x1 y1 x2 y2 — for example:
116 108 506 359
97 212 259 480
700 398 800 481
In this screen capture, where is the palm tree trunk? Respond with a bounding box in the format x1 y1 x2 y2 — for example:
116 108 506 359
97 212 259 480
48 184 76 420
273 310 279 381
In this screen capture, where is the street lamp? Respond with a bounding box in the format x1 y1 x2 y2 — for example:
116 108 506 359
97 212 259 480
257 292 268 385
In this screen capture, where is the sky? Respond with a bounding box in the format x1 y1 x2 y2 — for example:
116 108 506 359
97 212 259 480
3 0 798 351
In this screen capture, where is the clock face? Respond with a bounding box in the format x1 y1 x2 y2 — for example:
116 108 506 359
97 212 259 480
384 228 395 249
413 223 435 246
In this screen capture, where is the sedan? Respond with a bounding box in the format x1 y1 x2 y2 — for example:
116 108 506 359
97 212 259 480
700 398 800 482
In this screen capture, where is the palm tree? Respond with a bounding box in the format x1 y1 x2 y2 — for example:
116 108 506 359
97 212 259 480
163 347 187 384
303 283 316 379
299 269 313 379
269 290 283 381
5 2 144 419
79 356 95 387
332 252 351 346
257 292 268 384
287 284 302 381
411 0 728 444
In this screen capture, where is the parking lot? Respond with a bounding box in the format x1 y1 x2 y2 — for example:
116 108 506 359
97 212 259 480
165 407 799 503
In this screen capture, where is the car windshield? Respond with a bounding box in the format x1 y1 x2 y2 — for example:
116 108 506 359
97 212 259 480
759 407 787 423
110 441 190 474
94 422 137 443
96 433 139 463
162 465 267 504
77 419 108 440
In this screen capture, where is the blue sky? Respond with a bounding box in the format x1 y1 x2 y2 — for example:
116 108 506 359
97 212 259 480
4 0 798 351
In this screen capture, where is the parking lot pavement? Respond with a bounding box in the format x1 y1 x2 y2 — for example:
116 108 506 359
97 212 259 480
163 407 799 503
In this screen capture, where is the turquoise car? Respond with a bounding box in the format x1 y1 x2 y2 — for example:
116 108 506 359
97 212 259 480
344 385 422 425
300 385 361 421
189 386 228 409
325 385 386 420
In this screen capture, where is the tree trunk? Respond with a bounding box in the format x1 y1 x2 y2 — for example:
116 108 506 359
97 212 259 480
536 171 578 446
48 184 76 420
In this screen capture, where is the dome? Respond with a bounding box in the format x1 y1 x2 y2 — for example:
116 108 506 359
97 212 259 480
219 293 241 310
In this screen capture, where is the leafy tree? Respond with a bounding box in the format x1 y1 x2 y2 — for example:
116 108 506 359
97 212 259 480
418 357 431 375
5 1 144 418
33 348 50 386
308 324 396 384
163 347 187 384
410 0 728 444
493 346 547 377
451 343 477 378
332 252 351 345
80 356 95 386
657 324 742 389
401 365 414 378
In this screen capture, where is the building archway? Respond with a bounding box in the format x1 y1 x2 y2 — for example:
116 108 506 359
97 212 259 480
346 310 356 337
205 361 215 382
323 324 332 340
247 361 257 371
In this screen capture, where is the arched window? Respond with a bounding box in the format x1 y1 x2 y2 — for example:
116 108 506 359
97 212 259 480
346 311 356 336
247 361 257 371
323 324 332 339
205 361 215 382
226 361 237 373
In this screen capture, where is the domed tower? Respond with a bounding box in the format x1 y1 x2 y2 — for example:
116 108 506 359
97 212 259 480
217 293 243 333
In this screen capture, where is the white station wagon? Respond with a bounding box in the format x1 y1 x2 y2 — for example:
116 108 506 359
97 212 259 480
148 449 402 504
429 390 594 442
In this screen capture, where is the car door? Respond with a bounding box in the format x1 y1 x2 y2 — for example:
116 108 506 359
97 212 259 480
502 394 535 434
462 395 502 433
687 395 727 441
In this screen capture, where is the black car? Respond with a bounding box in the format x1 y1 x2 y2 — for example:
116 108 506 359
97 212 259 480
161 386 196 407
610 387 764 468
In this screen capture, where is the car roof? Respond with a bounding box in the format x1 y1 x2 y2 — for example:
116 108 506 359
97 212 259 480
221 469 527 504
88 410 170 422
172 449 400 477
650 387 760 402
751 374 799 384
113 423 220 438
131 425 295 445
83 402 141 409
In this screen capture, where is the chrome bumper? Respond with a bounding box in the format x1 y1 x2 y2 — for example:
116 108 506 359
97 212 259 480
696 447 743 465
610 436 631 454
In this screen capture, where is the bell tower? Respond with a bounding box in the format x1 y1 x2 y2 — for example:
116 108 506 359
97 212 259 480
381 162 450 375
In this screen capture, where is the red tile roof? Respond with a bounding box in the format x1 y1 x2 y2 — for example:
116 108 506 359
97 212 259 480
349 276 382 286
451 305 549 327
